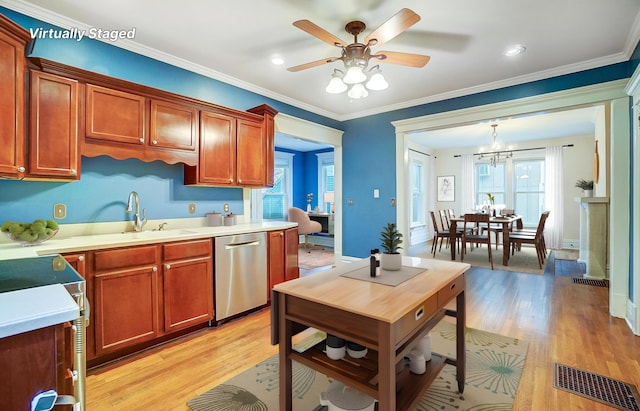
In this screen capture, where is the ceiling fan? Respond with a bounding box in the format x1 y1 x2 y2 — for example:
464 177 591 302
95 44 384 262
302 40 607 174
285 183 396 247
287 8 431 74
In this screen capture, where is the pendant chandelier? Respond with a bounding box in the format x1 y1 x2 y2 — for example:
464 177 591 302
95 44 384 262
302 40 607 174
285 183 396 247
479 124 512 167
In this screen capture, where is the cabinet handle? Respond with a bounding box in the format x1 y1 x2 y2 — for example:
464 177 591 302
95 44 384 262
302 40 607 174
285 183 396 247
229 178 233 183
152 140 158 145
70 169 77 175
165 264 171 270
17 166 25 172
78 255 85 261
139 138 144 143
238 179 242 183
152 266 158 272
280 232 284 237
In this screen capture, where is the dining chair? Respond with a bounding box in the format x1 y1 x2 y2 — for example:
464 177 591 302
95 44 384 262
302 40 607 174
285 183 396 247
509 211 550 268
511 210 549 258
430 211 451 256
288 207 323 252
461 213 493 269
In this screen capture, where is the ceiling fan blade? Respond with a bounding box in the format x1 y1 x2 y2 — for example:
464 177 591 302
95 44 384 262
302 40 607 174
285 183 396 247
293 20 347 48
364 8 421 47
374 51 431 67
287 57 341 72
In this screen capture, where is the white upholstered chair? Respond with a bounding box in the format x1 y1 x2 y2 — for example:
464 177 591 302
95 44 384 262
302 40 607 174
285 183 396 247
288 207 322 252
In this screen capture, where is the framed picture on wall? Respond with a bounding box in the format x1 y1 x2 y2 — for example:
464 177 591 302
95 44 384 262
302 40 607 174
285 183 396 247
437 175 455 202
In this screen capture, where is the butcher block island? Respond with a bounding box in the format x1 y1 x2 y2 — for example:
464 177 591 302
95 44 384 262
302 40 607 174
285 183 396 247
272 256 469 411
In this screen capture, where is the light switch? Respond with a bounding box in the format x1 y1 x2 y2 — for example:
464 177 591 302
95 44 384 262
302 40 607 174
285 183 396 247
53 203 66 219
373 189 380 198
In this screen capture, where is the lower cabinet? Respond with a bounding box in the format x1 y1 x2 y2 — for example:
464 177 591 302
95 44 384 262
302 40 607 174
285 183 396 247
87 239 214 360
0 324 74 411
268 227 299 302
162 239 213 332
93 245 161 356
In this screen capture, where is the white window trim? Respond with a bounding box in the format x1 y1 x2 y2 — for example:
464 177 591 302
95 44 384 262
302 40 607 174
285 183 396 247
251 151 294 221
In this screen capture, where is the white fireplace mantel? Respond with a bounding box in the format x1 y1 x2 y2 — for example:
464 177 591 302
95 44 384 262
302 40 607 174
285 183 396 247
578 197 609 279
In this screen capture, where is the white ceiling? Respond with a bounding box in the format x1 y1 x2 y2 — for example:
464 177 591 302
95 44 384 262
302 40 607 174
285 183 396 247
3 0 638 150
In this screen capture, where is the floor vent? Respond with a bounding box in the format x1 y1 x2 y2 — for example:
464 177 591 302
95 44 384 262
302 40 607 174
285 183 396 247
554 363 640 411
572 277 609 287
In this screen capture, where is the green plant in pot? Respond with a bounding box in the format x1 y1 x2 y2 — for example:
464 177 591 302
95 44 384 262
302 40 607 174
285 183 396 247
379 223 403 271
575 179 594 197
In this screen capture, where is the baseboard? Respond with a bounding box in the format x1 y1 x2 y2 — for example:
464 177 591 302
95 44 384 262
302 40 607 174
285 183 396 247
626 299 640 336
562 239 579 249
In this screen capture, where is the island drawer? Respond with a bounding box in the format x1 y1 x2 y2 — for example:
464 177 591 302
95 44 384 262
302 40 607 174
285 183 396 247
438 274 465 307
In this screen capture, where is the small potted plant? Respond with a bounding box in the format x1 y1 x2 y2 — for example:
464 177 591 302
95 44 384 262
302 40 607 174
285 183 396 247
575 179 594 197
379 223 403 271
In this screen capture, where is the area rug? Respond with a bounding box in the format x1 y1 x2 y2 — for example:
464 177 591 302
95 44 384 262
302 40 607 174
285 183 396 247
298 248 335 270
422 243 546 275
187 320 528 411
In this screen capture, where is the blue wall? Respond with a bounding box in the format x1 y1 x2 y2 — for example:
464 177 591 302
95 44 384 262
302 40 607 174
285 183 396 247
275 147 333 211
0 7 636 263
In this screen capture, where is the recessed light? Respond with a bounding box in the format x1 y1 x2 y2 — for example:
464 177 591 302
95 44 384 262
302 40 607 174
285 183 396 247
504 44 526 57
271 57 284 65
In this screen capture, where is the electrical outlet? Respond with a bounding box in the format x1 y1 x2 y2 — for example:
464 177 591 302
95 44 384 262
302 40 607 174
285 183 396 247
188 203 196 214
53 203 66 219
223 203 230 213
390 197 396 207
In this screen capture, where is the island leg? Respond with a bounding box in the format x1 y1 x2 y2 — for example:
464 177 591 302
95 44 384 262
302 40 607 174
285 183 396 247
456 290 466 393
278 293 293 411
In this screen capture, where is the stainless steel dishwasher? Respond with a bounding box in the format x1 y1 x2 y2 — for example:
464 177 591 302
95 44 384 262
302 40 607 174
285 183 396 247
214 232 267 322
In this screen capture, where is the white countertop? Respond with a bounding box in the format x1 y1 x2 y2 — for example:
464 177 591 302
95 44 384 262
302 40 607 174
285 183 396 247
0 221 297 261
0 283 79 338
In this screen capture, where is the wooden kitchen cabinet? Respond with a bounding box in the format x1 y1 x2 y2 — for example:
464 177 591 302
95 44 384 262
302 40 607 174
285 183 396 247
268 227 299 302
28 70 80 180
236 117 267 186
92 245 161 356
162 239 213 332
0 15 30 179
248 104 278 187
85 83 146 146
185 106 277 188
150 99 198 153
185 110 236 186
0 324 74 411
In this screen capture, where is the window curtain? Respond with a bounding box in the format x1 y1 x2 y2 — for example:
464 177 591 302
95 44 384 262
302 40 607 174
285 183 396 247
544 146 564 249
460 154 475 215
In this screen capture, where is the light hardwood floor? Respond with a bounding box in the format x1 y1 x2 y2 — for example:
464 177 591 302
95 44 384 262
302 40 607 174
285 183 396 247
86 259 640 410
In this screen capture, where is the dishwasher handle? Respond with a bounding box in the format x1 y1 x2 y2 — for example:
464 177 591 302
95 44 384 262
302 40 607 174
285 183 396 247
225 240 261 249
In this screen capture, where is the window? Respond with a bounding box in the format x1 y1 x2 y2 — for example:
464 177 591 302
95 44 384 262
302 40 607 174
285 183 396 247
316 152 334 212
475 162 506 206
411 161 424 225
253 151 293 221
513 159 545 226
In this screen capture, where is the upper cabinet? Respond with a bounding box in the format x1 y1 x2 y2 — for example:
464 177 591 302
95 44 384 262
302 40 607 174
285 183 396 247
85 84 146 146
0 14 31 179
150 99 198 152
184 104 278 187
28 70 80 180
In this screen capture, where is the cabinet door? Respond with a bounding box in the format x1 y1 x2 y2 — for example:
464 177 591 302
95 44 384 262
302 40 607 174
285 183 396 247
163 257 213 332
285 227 300 281
186 110 236 185
0 325 70 411
28 70 80 179
150 99 198 152
268 230 286 301
236 117 265 186
0 17 28 178
94 265 160 355
85 84 146 145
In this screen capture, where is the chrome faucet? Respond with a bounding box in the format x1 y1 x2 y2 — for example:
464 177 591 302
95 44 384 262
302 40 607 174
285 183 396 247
126 191 147 232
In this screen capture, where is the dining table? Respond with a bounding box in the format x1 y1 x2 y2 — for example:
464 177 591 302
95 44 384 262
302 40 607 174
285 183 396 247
449 214 523 266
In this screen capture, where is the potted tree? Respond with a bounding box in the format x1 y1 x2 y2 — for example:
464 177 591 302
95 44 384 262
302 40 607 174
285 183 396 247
379 223 403 271
575 179 594 197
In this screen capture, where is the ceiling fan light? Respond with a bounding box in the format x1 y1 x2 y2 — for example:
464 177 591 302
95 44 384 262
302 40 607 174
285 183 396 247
366 72 388 90
347 83 368 99
326 76 347 94
343 66 367 84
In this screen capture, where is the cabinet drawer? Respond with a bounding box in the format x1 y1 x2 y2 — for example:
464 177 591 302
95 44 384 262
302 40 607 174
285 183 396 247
93 245 158 271
163 238 212 261
393 294 438 346
437 274 465 307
